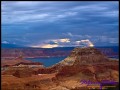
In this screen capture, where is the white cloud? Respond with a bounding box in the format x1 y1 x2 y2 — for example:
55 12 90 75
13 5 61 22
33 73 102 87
76 39 94 47
63 32 90 39
14 1 41 7
67 32 73 37
91 10 119 18
72 4 108 11
58 38 70 43
102 11 118 17
30 38 70 48
2 13 50 24
51 38 70 43
30 38 95 48
57 12 77 18
2 41 9 44
32 44 59 48
64 32 118 44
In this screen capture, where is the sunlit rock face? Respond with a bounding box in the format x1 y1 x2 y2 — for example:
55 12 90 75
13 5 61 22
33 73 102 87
58 47 109 66
36 47 114 74
54 47 119 82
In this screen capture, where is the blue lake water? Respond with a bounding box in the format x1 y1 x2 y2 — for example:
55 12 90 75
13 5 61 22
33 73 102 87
26 56 67 67
26 56 119 67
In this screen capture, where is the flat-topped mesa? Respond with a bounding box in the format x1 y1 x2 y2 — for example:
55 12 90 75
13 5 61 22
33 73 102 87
35 47 118 80
70 47 102 56
36 47 112 74
59 47 109 66
55 47 119 80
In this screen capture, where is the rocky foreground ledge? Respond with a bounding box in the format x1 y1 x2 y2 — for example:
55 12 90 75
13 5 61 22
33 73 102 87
2 47 119 90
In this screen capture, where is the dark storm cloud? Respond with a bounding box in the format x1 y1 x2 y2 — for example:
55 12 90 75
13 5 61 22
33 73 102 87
2 1 119 47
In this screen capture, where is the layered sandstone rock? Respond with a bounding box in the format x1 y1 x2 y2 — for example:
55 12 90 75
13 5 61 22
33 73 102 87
54 47 119 83
2 47 119 90
37 47 117 74
12 68 34 78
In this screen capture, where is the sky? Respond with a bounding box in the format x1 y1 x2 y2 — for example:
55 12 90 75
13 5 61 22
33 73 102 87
1 1 119 48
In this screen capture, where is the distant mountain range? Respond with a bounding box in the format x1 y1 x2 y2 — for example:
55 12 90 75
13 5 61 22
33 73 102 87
1 43 119 49
1 43 27 48
1 43 119 59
